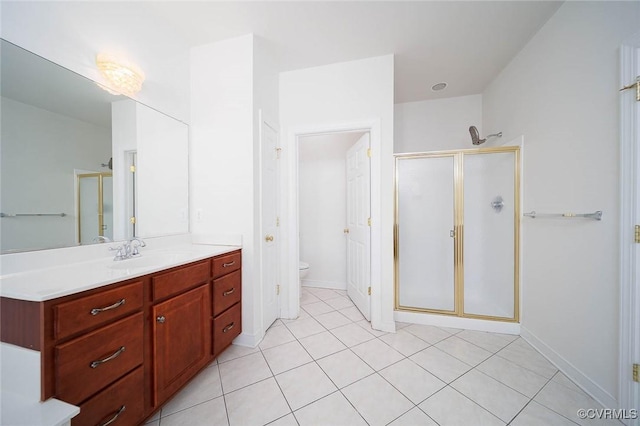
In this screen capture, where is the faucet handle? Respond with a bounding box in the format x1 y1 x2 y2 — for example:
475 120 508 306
129 238 146 256
109 245 126 261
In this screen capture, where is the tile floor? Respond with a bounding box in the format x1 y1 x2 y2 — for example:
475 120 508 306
145 287 617 426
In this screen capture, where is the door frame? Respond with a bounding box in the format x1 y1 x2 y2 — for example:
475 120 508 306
619 34 640 423
283 120 381 326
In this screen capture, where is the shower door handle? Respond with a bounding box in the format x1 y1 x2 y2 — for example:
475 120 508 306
450 230 456 238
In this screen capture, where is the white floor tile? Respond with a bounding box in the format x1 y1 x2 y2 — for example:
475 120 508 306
395 322 411 329
456 330 515 353
161 396 228 426
276 363 338 410
496 339 558 379
282 308 310 323
419 387 505 426
145 409 160 423
410 346 472 383
145 421 159 426
161 363 223 416
313 311 352 330
379 358 446 404
331 323 375 347
450 369 530 423
342 374 414 426
294 391 367 426
476 355 548 398
300 292 321 306
302 300 335 316
217 343 260 364
351 338 405 370
387 407 439 426
354 319 388 337
551 372 583 394
338 306 366 322
218 352 272 393
324 296 355 310
534 380 604 425
510 401 577 426
380 329 431 356
316 349 375 388
262 340 314 375
435 336 492 366
308 288 343 301
225 378 291 426
285 317 326 339
266 413 299 426
260 326 297 350
298 331 347 360
403 324 451 344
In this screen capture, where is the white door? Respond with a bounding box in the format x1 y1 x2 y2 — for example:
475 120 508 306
620 40 640 424
346 133 371 320
260 112 280 330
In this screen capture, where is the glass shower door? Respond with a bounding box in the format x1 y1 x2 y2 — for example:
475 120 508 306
396 154 456 312
463 150 519 320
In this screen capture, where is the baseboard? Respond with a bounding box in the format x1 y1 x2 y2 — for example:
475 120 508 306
520 327 617 409
394 311 520 335
375 319 397 333
232 331 262 349
301 279 346 290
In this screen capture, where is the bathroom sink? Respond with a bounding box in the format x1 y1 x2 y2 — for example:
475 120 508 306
107 252 194 270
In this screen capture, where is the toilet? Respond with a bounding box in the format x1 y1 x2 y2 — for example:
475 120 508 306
299 261 310 279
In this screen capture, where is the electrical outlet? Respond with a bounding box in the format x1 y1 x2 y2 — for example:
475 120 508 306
196 209 203 222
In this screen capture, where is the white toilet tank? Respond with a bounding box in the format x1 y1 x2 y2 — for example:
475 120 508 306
299 261 310 279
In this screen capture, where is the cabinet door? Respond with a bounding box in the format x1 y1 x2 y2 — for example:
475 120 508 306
152 284 211 406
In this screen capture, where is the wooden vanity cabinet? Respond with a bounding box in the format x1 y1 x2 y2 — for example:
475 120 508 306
0 249 242 426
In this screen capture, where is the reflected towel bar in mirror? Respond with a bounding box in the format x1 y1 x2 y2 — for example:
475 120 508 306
0 213 67 217
523 210 602 220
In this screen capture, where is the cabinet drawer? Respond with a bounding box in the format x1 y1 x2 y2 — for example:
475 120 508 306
212 251 241 279
152 260 210 301
213 270 241 317
71 366 144 426
213 303 241 357
54 281 143 340
56 312 143 405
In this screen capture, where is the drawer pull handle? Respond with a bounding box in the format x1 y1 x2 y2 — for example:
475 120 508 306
90 299 125 316
98 405 126 426
223 322 235 333
223 261 235 268
223 288 235 296
90 346 125 369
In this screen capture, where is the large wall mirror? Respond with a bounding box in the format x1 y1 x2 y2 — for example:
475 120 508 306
0 39 189 253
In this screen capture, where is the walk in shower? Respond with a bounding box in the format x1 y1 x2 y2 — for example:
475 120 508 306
394 146 520 322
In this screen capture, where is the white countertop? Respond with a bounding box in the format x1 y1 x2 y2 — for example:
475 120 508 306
0 244 240 302
0 391 79 426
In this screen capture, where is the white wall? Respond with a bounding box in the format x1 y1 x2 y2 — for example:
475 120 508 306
190 34 279 346
1 97 110 251
394 95 482 153
299 133 364 290
111 100 137 241
279 55 395 331
482 1 640 407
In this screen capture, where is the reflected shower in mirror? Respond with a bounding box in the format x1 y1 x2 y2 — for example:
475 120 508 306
0 39 189 253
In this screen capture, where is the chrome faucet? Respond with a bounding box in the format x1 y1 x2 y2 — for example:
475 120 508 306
109 238 146 261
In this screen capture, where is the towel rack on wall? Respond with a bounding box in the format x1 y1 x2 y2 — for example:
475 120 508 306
523 211 602 221
0 212 67 218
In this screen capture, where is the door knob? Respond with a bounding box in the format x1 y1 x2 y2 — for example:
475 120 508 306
265 235 274 242
344 228 350 234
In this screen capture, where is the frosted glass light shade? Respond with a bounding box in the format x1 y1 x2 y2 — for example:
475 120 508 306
96 53 145 97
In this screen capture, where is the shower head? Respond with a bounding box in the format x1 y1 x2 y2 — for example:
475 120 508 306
469 126 484 145
468 126 502 146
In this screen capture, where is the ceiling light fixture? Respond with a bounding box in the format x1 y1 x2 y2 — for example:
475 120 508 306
431 82 447 91
96 53 145 97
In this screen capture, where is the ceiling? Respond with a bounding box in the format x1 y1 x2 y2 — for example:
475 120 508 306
1 1 562 105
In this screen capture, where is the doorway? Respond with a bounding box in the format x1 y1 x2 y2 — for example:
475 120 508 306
297 131 372 320
77 172 113 244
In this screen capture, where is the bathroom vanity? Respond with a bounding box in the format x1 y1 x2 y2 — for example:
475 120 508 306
0 244 241 425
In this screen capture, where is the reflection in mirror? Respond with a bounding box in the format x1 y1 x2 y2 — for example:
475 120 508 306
0 39 189 253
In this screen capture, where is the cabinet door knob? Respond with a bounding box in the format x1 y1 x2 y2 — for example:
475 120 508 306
157 315 166 323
